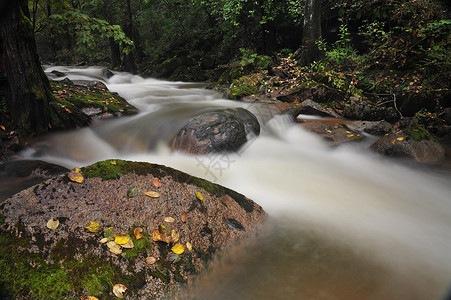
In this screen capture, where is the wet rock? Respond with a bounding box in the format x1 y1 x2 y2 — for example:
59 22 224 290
297 99 341 118
173 108 260 154
343 103 400 123
370 133 445 164
299 118 364 146
346 120 393 135
397 91 451 117
0 159 267 299
276 84 345 103
101 68 114 79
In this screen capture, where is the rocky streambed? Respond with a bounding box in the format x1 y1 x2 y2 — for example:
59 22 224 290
0 160 267 299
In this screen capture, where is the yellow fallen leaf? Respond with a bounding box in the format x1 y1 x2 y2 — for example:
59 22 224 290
151 229 163 242
186 242 192 251
396 137 405 141
104 227 117 239
68 170 84 183
0 125 5 130
164 217 175 223
196 191 203 201
121 239 134 249
84 221 101 233
134 227 144 240
171 243 185 254
392 139 396 144
115 233 131 245
46 218 59 230
113 284 127 298
144 191 160 198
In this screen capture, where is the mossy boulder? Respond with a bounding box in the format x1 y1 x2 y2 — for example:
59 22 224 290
0 159 267 299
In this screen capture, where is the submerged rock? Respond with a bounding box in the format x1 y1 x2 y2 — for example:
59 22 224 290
173 108 260 154
0 159 267 299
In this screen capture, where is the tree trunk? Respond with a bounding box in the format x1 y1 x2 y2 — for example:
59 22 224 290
122 0 137 74
293 0 322 65
109 38 122 69
0 0 89 137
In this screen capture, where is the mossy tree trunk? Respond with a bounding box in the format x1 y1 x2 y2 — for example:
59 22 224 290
293 0 322 65
0 0 89 137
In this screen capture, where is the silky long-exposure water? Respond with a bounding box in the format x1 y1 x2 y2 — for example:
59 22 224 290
17 66 451 299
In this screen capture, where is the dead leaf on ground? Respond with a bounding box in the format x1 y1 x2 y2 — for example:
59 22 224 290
186 242 192 251
134 227 145 240
100 237 109 244
181 211 188 223
46 218 59 230
146 256 156 265
68 170 84 183
152 177 163 188
121 239 134 249
144 191 160 198
196 191 203 201
164 217 175 223
115 233 131 245
113 284 127 298
84 221 101 233
171 243 185 254
104 227 117 239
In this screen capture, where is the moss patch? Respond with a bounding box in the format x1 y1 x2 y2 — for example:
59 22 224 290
405 125 432 141
50 81 137 117
81 160 256 213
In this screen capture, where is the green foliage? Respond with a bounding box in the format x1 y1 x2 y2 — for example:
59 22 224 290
239 48 271 70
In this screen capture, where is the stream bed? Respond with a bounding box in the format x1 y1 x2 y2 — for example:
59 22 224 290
12 66 451 299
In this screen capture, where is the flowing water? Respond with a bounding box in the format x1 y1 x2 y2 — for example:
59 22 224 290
18 66 451 299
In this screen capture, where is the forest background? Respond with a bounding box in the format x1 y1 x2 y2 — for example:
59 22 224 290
0 0 450 139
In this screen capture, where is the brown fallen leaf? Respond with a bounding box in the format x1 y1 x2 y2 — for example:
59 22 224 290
181 211 188 223
152 177 163 188
186 242 192 251
121 239 134 249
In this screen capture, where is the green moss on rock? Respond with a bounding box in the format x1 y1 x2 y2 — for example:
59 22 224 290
405 125 432 141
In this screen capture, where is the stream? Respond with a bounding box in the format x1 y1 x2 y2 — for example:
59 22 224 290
15 66 451 299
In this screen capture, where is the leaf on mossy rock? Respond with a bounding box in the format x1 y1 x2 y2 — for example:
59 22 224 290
115 233 131 245
186 242 192 251
107 241 122 254
68 170 84 183
181 211 188 223
151 227 172 243
46 218 59 230
164 217 175 223
146 256 156 265
127 186 139 198
104 227 117 239
84 221 101 233
100 237 109 244
144 191 160 198
196 191 203 201
113 284 127 298
171 243 185 254
152 177 163 188
134 227 144 240
121 239 134 249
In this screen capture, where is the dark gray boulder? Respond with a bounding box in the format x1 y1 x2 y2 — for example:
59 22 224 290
173 108 260 154
343 104 400 123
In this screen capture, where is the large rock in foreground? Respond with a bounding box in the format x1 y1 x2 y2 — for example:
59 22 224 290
0 160 267 299
173 108 260 154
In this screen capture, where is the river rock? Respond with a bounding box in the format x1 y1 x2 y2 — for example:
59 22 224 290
173 108 260 154
343 103 400 123
298 118 364 146
0 159 267 299
370 133 445 163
